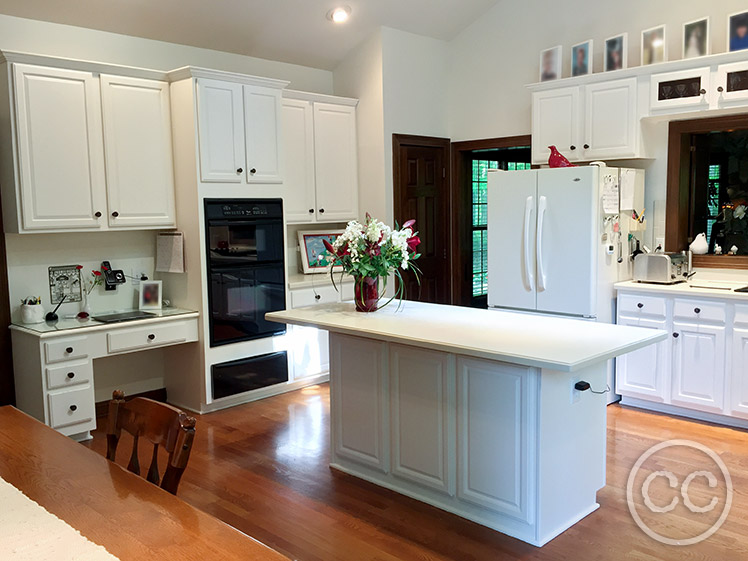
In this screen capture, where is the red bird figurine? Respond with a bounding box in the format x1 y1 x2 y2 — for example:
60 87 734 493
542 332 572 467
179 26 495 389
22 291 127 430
547 145 575 168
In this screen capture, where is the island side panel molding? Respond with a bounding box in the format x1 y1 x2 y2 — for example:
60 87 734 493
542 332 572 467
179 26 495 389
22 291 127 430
456 357 536 524
390 344 455 495
330 333 389 472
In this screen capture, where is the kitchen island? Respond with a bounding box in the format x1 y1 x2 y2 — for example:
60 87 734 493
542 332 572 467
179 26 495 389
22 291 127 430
267 301 666 546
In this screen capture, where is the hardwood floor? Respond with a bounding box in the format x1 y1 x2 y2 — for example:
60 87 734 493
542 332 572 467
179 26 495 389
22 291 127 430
84 385 748 561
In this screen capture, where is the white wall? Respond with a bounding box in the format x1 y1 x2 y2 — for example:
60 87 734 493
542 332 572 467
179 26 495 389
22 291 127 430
0 13 333 93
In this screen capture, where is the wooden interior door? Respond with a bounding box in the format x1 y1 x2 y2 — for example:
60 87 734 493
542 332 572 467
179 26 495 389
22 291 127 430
393 135 451 304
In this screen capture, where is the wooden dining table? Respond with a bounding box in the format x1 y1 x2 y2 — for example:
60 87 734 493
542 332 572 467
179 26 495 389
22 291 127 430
0 406 289 561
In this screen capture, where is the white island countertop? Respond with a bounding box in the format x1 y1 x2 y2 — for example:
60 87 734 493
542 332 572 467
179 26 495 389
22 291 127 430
267 301 667 372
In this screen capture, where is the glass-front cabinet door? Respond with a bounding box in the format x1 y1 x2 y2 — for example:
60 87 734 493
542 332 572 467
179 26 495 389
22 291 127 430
716 61 748 106
650 67 711 112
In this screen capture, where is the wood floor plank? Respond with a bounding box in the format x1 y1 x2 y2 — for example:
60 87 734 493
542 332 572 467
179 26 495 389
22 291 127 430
84 384 748 560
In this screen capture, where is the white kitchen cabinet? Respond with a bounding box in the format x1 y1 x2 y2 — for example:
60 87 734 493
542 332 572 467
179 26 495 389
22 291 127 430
615 315 669 401
715 60 748 106
730 327 748 419
243 84 282 184
649 67 710 112
671 321 725 413
531 86 581 164
584 78 638 160
390 345 453 495
100 75 175 228
12 64 107 230
290 325 329 381
196 78 245 183
281 98 316 222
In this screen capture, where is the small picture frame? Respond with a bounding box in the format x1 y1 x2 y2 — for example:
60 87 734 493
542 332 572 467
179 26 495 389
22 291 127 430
683 17 709 59
641 25 667 65
139 280 162 310
604 33 628 72
297 230 344 274
539 45 562 82
571 40 593 77
728 11 748 52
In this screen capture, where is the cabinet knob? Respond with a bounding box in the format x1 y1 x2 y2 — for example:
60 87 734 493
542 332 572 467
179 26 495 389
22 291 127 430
69 404 77 412
700 89 707 95
65 347 73 354
94 211 102 218
673 332 680 338
67 372 75 379
319 208 325 214
718 86 724 93
637 303 644 309
694 307 701 314
308 208 314 214
249 168 257 174
111 211 119 218
148 333 156 341
236 168 243 174
314 294 321 301
583 144 590 149
570 145 577 151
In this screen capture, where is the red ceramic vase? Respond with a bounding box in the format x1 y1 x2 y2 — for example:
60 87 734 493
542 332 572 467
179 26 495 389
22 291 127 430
354 276 379 312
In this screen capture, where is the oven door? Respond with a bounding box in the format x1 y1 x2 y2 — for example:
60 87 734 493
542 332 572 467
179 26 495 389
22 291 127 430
208 263 286 346
207 219 283 265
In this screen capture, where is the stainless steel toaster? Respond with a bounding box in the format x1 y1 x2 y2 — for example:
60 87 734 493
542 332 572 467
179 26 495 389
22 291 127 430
633 253 690 284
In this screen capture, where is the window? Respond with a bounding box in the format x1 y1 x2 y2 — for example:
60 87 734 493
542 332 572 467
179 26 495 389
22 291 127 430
469 156 531 301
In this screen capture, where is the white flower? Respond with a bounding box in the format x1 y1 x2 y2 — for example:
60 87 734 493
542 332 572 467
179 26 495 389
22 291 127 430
735 205 747 220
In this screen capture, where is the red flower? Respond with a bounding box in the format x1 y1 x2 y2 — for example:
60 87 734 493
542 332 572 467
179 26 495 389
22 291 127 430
367 245 381 257
75 265 83 270
402 219 416 230
92 270 102 276
407 236 421 252
101 265 108 271
323 239 335 254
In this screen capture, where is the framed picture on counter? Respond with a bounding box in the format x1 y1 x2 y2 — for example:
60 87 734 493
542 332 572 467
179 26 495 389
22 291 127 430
728 10 748 52
539 45 562 81
604 33 627 71
683 17 709 59
641 25 667 65
298 230 343 274
571 40 592 77
139 280 162 310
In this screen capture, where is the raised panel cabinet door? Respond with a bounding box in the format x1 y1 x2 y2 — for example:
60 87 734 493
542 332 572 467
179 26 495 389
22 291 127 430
330 333 388 472
243 85 282 184
281 99 316 222
390 345 453 495
584 78 637 159
730 328 748 419
614 315 670 401
649 67 711 112
12 64 106 230
531 87 581 165
671 321 725 413
196 78 244 183
100 75 176 228
313 102 358 222
716 61 748 106
290 325 329 381
456 357 533 523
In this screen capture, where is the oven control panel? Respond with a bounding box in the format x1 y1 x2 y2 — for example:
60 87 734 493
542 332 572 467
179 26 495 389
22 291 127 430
204 199 283 220
220 205 268 217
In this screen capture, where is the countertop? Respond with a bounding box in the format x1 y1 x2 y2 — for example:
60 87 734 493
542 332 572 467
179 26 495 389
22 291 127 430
266 301 667 372
10 307 198 336
615 280 748 300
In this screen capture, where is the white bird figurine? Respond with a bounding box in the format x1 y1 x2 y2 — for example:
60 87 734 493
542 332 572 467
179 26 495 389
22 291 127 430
689 233 708 255
730 245 739 255
714 243 723 255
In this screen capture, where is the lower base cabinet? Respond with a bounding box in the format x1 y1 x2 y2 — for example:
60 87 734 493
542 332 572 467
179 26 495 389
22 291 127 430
615 315 670 401
671 321 725 413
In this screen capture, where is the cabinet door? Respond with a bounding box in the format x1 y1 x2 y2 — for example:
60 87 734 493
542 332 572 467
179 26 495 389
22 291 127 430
671 321 725 413
584 78 637 160
282 99 317 222
716 61 748 106
290 325 329 381
390 345 453 495
243 85 282 184
196 78 244 183
531 87 581 165
650 67 710 112
615 315 669 401
313 103 358 222
731 328 748 419
100 75 176 228
12 64 106 230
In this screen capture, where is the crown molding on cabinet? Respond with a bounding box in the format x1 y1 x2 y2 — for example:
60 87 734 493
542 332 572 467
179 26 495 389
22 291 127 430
167 66 289 89
283 88 358 106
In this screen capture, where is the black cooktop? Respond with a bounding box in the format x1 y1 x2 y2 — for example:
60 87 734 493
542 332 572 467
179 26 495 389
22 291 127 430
92 311 157 323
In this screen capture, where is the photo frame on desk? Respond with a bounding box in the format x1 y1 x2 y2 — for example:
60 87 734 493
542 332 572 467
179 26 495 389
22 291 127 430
139 280 162 310
297 230 343 274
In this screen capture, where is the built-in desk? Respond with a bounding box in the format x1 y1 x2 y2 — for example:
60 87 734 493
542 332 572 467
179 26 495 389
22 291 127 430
10 308 199 440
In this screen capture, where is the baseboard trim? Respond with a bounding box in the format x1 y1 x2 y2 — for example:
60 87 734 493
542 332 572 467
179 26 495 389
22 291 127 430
620 396 748 431
95 387 168 418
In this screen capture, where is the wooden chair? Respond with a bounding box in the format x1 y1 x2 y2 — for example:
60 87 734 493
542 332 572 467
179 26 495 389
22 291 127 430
106 390 196 495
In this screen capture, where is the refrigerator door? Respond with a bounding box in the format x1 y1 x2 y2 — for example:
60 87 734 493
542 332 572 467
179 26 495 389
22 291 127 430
487 170 537 311
535 167 598 317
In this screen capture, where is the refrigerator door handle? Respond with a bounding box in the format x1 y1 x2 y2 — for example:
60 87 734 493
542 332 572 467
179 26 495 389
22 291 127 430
536 195 547 292
523 196 534 290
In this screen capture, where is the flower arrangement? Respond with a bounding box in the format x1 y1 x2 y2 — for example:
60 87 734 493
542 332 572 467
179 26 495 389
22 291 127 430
323 214 421 312
76 264 104 294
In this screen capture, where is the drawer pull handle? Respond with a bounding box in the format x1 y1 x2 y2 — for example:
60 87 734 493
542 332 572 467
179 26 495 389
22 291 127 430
673 332 680 338
249 168 257 174
314 294 321 301
148 334 156 341
65 347 74 354
111 211 119 218
694 307 701 314
236 167 243 174
67 372 75 379
69 404 77 412
637 303 644 309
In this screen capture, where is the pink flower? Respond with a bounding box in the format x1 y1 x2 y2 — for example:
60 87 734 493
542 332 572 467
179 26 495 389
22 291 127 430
407 236 421 252
323 239 335 254
402 219 416 230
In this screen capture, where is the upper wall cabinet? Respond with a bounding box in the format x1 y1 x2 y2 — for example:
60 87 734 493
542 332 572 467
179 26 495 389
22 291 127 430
0 57 177 233
196 77 284 185
649 67 710 113
282 92 359 224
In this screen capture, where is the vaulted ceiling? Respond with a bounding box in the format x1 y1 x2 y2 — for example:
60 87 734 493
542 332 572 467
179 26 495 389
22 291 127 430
0 0 500 70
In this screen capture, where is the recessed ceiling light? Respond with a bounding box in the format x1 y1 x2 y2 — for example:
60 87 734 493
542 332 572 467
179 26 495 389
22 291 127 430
327 6 351 24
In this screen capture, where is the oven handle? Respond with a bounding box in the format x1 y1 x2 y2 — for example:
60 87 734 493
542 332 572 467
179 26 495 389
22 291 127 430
207 219 280 227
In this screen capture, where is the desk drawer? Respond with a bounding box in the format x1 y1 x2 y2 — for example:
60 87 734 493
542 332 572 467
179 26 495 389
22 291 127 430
290 286 339 308
107 320 192 354
44 336 89 364
48 385 95 430
618 293 667 318
46 360 92 390
673 299 726 323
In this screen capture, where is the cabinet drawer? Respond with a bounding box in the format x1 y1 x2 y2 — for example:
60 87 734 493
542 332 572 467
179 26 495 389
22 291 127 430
618 293 667 318
44 336 89 364
48 385 95 430
734 304 748 325
107 320 193 354
673 299 726 323
290 286 339 308
46 360 92 390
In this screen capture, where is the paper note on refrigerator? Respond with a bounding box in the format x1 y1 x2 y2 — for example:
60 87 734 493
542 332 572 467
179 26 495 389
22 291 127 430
620 169 637 211
156 232 185 273
601 173 619 214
